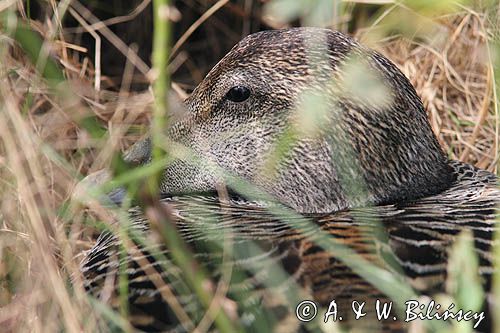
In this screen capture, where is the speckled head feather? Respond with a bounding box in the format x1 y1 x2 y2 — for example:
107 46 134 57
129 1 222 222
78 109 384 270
135 28 454 213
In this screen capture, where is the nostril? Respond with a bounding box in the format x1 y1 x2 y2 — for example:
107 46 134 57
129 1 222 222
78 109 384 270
123 137 152 166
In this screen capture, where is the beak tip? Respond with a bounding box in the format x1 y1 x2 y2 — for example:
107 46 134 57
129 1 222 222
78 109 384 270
72 169 125 207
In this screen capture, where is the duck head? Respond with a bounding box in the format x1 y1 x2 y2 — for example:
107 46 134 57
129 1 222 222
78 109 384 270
96 28 455 214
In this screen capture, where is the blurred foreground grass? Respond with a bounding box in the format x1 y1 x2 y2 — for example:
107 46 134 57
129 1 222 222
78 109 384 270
0 0 499 332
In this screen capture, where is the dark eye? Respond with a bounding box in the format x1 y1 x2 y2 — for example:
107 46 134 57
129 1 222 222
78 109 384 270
225 86 251 102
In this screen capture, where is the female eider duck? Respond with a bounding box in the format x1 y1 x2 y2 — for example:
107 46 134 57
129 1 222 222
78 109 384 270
79 28 499 332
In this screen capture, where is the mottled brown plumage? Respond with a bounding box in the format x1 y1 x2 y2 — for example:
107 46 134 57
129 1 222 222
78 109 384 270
78 28 499 332
159 28 454 214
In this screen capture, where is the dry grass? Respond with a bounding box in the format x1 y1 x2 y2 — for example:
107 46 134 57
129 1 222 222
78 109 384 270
0 1 498 332
376 12 498 171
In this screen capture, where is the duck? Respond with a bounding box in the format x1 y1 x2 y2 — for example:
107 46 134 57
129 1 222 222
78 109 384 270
78 27 500 332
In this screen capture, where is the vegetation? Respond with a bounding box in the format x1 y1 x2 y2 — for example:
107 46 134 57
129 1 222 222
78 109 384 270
0 0 498 332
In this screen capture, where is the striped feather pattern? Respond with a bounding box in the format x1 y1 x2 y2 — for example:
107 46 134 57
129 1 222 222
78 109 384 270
80 160 499 332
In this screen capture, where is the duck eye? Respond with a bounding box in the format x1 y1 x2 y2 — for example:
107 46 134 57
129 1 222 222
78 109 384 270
226 86 251 102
